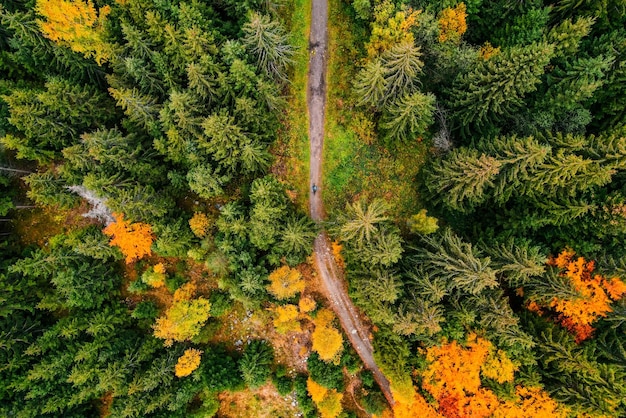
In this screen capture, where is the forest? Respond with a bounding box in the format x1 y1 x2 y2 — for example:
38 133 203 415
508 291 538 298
1 0 625 417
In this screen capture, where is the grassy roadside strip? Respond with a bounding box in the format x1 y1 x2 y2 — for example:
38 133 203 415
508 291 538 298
272 0 311 213
323 0 428 223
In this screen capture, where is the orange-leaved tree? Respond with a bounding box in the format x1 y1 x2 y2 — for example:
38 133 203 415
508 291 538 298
104 213 154 263
419 333 567 417
267 265 305 300
35 0 112 64
529 249 626 342
175 348 203 377
153 283 210 346
437 3 467 43
307 378 343 418
311 309 343 361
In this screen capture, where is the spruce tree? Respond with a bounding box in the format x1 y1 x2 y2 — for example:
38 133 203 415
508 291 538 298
380 91 435 143
448 42 554 131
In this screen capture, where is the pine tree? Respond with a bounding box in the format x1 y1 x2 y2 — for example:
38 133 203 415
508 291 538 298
381 41 423 100
425 148 501 212
277 216 316 265
242 12 293 82
107 85 161 131
546 17 594 58
483 240 546 287
380 91 435 143
239 340 273 388
353 58 387 108
448 42 554 130
339 198 389 245
416 230 499 295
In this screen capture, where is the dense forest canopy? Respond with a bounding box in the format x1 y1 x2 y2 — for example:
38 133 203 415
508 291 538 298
1 0 626 417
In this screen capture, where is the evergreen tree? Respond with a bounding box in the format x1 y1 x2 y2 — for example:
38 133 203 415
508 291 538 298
414 229 499 295
425 148 502 212
380 91 436 143
448 42 554 132
242 12 293 82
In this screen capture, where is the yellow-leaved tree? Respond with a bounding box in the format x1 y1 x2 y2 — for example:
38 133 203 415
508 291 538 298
103 213 154 263
437 3 467 43
272 304 301 334
153 283 210 346
189 212 211 238
267 265 305 300
311 309 343 361
307 378 343 418
366 1 420 57
35 0 112 64
175 348 203 377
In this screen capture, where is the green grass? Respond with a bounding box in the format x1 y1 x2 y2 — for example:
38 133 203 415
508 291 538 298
272 0 311 213
323 0 429 223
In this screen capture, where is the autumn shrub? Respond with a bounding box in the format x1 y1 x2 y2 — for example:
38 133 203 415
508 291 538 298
437 3 467 43
307 378 344 418
141 263 166 288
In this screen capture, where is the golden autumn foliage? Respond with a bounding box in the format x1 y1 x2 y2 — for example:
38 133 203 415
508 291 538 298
104 213 154 264
388 372 417 406
174 348 203 377
35 0 112 64
437 3 467 43
366 1 420 57
267 266 305 300
153 263 166 274
299 296 317 313
307 378 343 418
479 42 501 60
530 249 626 342
153 283 210 346
389 392 443 418
311 309 343 361
307 378 328 403
189 212 210 238
422 334 492 403
492 386 568 418
272 304 301 334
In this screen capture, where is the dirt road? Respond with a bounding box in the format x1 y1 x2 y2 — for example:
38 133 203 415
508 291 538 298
306 0 395 407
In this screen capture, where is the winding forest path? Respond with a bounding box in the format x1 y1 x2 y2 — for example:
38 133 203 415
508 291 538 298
306 0 395 408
